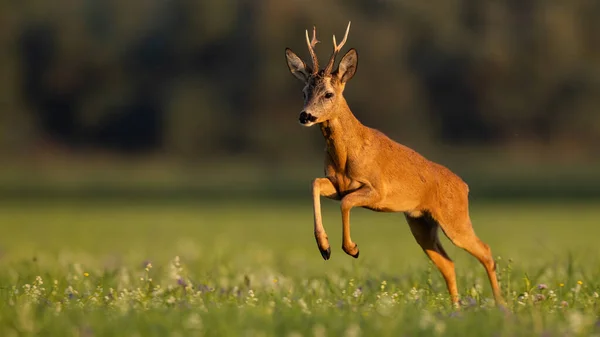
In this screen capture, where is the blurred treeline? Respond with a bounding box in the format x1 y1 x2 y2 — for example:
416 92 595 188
1 1 599 184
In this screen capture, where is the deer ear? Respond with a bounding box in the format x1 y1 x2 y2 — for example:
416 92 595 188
336 48 358 83
285 48 310 82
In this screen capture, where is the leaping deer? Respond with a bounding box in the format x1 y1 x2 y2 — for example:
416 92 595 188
284 22 504 306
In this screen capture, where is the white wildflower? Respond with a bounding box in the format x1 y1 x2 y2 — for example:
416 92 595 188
298 298 310 314
376 294 394 316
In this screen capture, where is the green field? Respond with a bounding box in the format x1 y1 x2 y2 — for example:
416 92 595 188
1 198 599 336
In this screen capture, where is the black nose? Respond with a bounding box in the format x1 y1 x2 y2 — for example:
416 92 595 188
299 111 316 124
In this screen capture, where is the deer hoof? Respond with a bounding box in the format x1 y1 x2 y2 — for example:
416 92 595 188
343 243 359 258
320 247 331 260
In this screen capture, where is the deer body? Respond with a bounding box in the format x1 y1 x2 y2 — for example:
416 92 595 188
286 23 504 306
321 106 428 211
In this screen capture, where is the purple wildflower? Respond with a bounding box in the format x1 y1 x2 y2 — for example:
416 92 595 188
461 297 477 307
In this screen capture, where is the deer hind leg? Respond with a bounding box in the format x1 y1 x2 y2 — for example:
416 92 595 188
312 178 340 260
431 209 505 306
405 214 459 305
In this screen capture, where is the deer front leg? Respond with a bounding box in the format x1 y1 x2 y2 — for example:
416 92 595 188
312 178 339 260
340 185 380 258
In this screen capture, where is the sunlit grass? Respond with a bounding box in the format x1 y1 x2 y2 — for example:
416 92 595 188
0 199 599 336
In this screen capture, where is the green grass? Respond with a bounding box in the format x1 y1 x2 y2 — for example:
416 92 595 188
0 198 599 336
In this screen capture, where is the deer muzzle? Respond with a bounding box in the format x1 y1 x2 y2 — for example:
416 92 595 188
299 111 317 125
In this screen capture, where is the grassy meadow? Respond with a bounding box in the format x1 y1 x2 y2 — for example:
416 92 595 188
0 197 599 336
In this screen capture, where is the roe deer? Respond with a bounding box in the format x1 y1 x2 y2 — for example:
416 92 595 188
284 22 504 306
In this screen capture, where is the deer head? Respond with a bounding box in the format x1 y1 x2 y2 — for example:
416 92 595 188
285 22 358 127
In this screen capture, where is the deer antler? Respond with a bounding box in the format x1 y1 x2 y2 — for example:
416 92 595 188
305 26 320 75
324 21 351 75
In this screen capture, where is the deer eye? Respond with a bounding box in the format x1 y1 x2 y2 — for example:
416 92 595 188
303 92 307 99
324 92 334 99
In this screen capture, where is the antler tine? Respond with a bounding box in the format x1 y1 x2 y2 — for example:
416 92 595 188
333 21 351 52
305 26 320 75
324 21 351 75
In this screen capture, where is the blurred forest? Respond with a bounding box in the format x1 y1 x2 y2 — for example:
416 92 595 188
0 0 599 198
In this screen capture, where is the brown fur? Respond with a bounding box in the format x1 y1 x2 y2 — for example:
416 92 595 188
285 23 504 306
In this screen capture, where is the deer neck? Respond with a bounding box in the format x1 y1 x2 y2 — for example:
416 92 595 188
319 99 363 169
